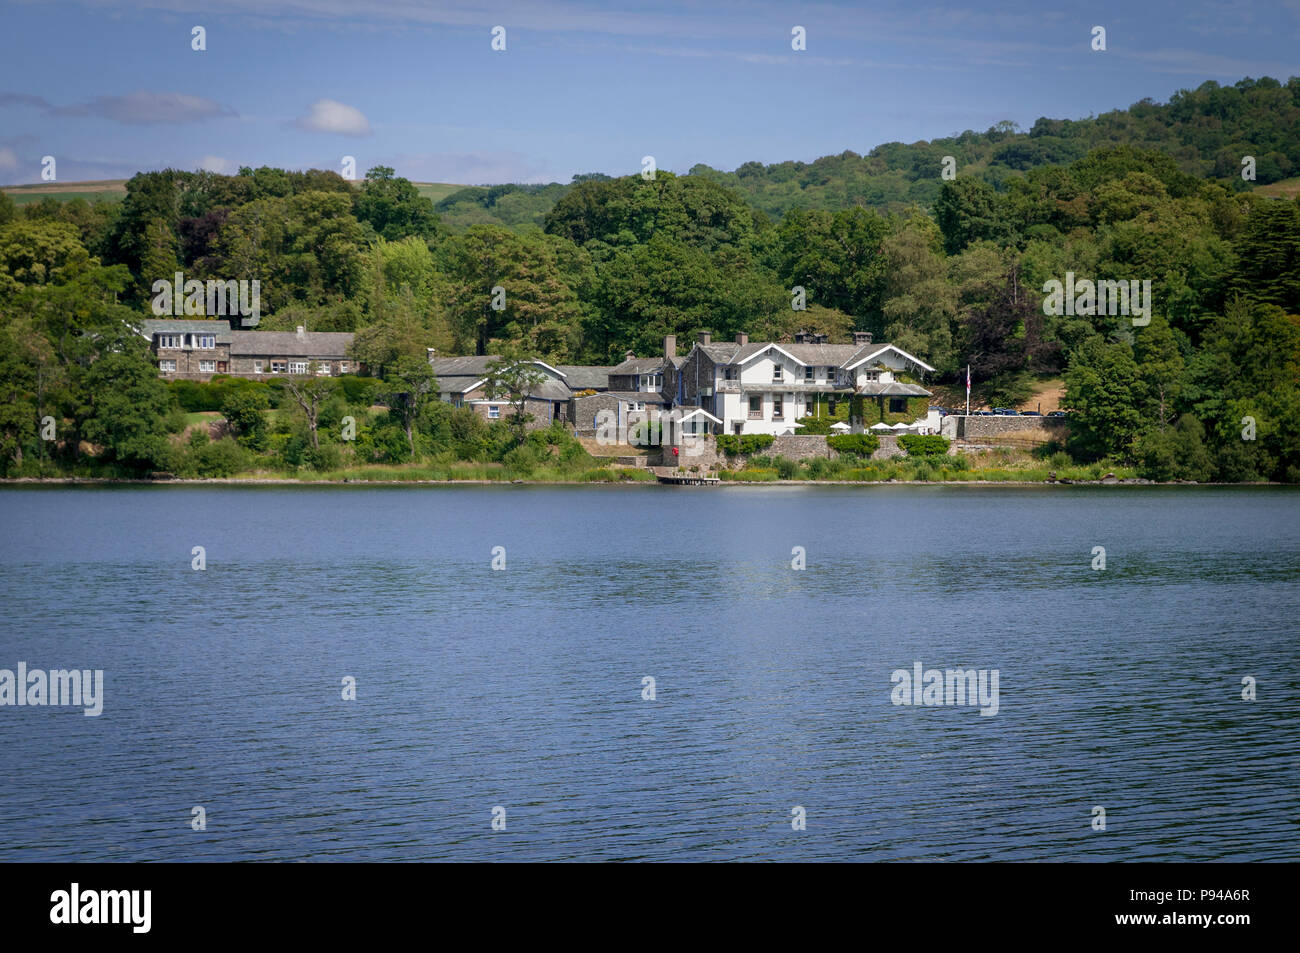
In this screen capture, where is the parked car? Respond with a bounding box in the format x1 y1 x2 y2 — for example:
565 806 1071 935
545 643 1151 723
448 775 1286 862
928 405 949 416
1020 410 1042 416
1047 410 1068 417
975 410 994 416
993 408 1017 415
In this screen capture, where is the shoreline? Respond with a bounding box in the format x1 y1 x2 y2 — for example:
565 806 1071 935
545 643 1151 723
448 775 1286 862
0 477 1281 488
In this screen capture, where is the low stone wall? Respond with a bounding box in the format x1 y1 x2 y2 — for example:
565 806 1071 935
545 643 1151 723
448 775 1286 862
870 434 904 460
769 434 838 461
942 415 1068 444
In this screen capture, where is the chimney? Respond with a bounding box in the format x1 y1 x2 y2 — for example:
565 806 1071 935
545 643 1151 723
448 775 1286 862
853 331 873 346
736 332 749 346
700 331 712 346
664 334 676 359
296 325 305 339
426 347 436 362
794 330 808 343
625 349 636 361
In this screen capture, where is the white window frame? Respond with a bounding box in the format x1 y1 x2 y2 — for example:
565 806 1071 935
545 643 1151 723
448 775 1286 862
316 361 331 376
338 361 349 374
159 359 176 372
772 395 784 420
253 360 263 374
804 365 813 381
488 405 500 419
772 364 783 382
198 360 215 373
289 361 309 375
270 361 287 374
157 334 181 349
197 335 215 349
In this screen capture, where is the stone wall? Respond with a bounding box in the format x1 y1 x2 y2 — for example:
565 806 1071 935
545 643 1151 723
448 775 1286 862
942 415 1068 443
769 434 839 460
870 434 905 460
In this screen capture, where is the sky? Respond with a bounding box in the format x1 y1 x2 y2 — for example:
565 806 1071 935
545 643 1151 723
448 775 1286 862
1 0 1297 186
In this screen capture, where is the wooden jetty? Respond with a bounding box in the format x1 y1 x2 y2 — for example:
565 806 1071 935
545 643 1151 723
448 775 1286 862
652 467 720 485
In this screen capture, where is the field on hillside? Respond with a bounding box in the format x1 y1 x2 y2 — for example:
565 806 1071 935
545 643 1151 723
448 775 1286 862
413 182 467 204
3 180 127 204
1255 177 1300 199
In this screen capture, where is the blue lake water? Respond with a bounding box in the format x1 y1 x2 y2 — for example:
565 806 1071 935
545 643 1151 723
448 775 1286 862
0 484 1297 861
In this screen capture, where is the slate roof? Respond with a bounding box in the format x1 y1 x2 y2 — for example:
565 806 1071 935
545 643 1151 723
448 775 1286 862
610 356 669 375
857 381 932 397
139 318 234 343
229 330 353 358
605 391 667 404
555 365 613 390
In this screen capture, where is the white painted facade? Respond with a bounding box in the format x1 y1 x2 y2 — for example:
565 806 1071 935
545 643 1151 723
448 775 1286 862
711 344 932 435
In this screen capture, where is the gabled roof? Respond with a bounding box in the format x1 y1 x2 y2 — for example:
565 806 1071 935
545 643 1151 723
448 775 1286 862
844 344 936 374
677 407 722 423
857 381 932 397
431 355 568 395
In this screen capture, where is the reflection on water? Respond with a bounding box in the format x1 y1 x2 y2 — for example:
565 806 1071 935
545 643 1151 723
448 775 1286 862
0 485 1296 861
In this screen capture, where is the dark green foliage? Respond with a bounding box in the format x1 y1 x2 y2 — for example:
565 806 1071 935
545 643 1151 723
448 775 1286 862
827 433 880 456
716 433 775 456
898 434 950 456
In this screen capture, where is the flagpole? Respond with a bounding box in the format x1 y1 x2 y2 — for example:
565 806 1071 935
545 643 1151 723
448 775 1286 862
965 364 970 417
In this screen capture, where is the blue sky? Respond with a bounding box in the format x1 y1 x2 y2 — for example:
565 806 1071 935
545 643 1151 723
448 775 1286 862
1 0 1297 185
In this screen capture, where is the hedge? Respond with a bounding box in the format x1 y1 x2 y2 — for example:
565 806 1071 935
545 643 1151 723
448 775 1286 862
898 434 950 456
827 433 879 456
716 433 775 456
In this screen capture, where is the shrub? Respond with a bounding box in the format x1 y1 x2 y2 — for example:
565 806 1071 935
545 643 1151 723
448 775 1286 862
827 433 879 456
898 434 950 456
794 415 833 435
716 433 775 456
187 437 247 478
775 456 802 479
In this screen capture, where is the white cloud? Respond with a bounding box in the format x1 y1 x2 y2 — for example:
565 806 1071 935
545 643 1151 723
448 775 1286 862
53 91 234 124
293 99 372 137
198 155 239 174
0 147 20 178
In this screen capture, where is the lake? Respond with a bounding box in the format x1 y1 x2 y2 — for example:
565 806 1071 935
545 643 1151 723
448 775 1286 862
0 484 1296 861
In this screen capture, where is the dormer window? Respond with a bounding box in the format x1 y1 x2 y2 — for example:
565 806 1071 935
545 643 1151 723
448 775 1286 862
197 334 215 349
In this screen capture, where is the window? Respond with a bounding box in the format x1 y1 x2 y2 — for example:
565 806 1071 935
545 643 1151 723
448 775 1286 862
197 335 215 349
289 361 309 374
631 401 645 411
639 373 661 391
157 334 181 349
270 361 287 374
316 361 331 376
253 360 263 374
863 371 879 382
772 396 784 419
829 397 838 416
159 360 176 372
804 365 813 381
724 366 738 380
826 367 836 382
889 397 907 413
339 362 349 374
199 360 215 373
772 364 783 381
488 405 500 419
748 395 763 419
